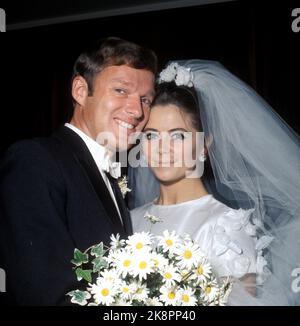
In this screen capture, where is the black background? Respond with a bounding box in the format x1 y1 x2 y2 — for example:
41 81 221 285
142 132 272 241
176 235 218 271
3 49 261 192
0 0 299 154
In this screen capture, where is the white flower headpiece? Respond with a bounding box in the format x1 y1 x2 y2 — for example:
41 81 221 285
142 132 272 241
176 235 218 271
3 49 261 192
158 62 193 87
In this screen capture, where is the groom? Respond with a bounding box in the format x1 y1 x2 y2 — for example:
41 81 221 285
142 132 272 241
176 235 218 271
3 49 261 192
0 37 157 305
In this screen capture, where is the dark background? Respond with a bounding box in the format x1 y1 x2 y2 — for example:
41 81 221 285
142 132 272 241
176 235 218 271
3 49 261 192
0 0 299 153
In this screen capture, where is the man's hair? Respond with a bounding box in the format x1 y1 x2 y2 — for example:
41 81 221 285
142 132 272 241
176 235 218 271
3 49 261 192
72 37 158 95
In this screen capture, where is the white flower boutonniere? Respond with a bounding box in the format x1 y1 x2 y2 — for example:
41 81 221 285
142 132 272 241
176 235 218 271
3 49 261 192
117 175 131 198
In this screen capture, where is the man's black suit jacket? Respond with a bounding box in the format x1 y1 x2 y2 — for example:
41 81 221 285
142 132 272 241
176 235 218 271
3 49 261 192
0 126 132 305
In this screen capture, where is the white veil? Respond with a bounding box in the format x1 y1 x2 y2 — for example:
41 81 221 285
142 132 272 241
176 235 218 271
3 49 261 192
128 60 300 305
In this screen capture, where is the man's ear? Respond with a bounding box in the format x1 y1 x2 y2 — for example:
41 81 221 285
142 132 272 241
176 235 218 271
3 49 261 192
72 76 89 107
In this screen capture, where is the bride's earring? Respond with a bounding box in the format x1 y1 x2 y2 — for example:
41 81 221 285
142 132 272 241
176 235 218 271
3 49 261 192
199 150 207 162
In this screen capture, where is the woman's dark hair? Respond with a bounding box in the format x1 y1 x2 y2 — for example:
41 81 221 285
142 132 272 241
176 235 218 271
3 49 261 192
72 37 158 95
151 82 202 131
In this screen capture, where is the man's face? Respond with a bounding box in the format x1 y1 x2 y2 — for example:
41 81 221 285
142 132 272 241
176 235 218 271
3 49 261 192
76 65 155 152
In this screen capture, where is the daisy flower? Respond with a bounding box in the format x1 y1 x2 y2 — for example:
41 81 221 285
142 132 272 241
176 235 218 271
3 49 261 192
117 281 135 301
175 241 202 269
200 280 220 303
111 299 132 306
113 249 134 278
131 253 155 281
191 259 212 283
90 278 117 305
132 281 149 302
150 252 168 271
110 233 125 250
159 285 180 306
145 297 163 306
126 232 152 253
160 264 181 286
157 230 180 255
178 286 197 306
100 269 120 285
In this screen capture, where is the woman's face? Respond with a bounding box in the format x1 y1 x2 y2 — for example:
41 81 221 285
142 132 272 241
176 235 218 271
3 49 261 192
142 104 202 184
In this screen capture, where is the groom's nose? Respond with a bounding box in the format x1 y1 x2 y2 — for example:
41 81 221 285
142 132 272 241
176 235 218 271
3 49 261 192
125 94 143 120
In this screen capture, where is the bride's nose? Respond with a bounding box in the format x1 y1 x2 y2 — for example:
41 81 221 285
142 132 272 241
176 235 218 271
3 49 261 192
158 133 172 154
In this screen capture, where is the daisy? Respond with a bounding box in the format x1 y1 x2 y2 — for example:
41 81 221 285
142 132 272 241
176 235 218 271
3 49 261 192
90 278 117 305
156 230 180 255
150 252 168 271
175 241 202 269
159 285 180 306
178 286 197 306
191 259 212 283
126 232 152 253
200 280 220 303
111 298 132 306
110 233 125 250
145 297 163 306
131 253 155 281
113 249 134 278
100 269 120 285
117 281 135 301
132 281 149 303
160 264 181 286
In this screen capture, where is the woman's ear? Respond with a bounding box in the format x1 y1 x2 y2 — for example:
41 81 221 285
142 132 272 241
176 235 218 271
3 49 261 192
72 76 89 107
204 134 213 155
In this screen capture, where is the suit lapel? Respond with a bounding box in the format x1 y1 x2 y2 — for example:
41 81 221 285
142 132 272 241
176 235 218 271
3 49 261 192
53 126 126 236
108 175 133 235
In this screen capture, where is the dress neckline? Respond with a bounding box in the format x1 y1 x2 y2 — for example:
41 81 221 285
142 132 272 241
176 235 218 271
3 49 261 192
152 194 212 208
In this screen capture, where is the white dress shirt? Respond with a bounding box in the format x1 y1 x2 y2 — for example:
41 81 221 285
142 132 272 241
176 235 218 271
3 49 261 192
65 123 122 221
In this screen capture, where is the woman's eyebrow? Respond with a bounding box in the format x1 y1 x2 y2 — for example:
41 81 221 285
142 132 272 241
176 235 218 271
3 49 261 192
143 128 189 132
168 128 188 132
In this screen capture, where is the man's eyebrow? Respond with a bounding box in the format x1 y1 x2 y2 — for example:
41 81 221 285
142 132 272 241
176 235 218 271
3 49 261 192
110 79 155 98
110 78 133 86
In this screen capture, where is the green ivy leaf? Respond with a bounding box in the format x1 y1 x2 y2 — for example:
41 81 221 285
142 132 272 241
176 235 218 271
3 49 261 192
92 256 108 273
75 268 92 283
90 243 105 257
71 249 89 267
67 289 91 306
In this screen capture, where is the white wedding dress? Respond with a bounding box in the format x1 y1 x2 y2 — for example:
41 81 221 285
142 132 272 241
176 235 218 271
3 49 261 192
131 194 278 306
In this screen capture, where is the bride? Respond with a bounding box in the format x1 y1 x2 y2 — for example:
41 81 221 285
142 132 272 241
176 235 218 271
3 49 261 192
129 60 300 305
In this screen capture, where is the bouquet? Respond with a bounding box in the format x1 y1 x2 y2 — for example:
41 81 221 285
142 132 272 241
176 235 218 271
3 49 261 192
67 229 232 306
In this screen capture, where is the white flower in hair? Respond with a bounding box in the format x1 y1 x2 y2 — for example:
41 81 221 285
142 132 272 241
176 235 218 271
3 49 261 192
159 62 193 87
159 62 178 82
175 66 193 87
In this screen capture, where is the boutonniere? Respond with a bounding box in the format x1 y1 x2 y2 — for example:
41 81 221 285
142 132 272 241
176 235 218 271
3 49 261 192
117 175 131 198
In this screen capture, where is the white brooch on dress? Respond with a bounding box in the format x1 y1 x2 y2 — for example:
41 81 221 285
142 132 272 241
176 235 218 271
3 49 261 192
117 176 131 198
159 62 194 87
144 212 163 224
